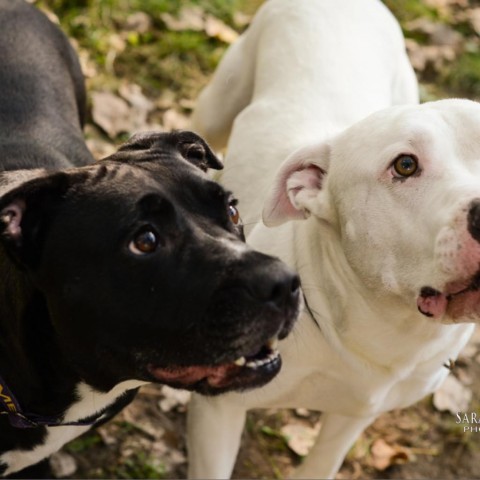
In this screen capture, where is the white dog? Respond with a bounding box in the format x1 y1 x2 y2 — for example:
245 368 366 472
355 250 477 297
187 0 476 478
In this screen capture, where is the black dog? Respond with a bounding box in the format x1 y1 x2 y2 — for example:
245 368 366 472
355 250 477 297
0 1 301 477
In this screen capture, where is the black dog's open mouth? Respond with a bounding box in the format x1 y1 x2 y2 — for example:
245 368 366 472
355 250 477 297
417 270 480 320
147 337 281 393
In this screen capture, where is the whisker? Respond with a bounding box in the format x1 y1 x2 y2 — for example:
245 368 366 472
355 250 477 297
300 284 324 290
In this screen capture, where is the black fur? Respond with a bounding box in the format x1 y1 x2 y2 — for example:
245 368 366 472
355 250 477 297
0 0 92 171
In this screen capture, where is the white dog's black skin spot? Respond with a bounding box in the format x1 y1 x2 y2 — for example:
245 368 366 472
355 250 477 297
417 287 441 317
467 199 480 242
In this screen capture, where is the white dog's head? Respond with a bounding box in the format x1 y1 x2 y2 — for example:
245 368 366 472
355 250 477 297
264 99 480 324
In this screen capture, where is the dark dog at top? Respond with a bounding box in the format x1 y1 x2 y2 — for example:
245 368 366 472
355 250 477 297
0 1 301 476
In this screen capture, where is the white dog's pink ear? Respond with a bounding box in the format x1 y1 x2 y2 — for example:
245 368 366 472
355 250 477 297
263 142 330 226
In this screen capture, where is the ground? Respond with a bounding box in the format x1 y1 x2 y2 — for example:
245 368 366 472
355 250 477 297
31 0 480 478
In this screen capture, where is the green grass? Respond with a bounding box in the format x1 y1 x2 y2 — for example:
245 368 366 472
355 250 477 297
442 50 480 98
115 452 167 479
66 431 103 453
36 0 264 100
382 0 442 23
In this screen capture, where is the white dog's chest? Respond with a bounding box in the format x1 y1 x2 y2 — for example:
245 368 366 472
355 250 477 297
246 311 474 418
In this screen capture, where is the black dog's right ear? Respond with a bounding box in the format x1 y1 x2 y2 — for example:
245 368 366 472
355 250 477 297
0 170 87 267
171 131 224 172
106 130 223 172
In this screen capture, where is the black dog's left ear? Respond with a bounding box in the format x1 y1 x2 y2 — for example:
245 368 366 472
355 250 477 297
0 170 87 267
109 130 223 172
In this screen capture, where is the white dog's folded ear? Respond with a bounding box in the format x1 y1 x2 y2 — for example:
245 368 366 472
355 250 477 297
263 142 331 226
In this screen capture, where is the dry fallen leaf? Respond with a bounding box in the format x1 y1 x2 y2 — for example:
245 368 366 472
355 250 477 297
86 137 116 160
158 386 191 413
280 422 321 457
156 90 177 110
91 91 132 138
119 83 154 112
78 49 97 78
433 374 472 414
122 403 165 440
233 11 252 28
294 408 311 418
424 0 468 13
160 6 204 32
369 439 411 471
161 6 238 44
162 109 191 131
123 11 152 34
49 451 77 478
37 6 59 24
406 39 457 73
91 89 154 138
204 15 239 43
97 425 118 446
150 440 187 469
407 19 463 48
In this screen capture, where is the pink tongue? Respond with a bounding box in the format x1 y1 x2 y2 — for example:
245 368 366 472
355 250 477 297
417 292 448 319
148 363 238 387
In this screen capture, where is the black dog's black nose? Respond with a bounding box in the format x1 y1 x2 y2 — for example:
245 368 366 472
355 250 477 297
268 272 301 306
468 199 480 242
253 262 301 309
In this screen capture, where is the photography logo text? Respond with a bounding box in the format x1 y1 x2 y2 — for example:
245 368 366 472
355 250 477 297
456 412 480 433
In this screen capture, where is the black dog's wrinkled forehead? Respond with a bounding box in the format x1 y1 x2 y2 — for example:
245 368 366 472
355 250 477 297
92 131 230 214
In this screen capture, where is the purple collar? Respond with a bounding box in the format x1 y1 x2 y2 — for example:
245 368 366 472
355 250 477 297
0 375 100 429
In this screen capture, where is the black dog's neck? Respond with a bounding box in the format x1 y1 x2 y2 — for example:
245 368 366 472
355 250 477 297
0 253 79 419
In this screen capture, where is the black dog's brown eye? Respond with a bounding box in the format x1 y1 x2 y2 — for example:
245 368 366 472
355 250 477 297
392 154 419 178
228 204 240 225
129 229 159 255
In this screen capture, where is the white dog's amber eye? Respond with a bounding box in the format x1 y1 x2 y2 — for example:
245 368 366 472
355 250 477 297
228 204 241 225
392 154 419 178
129 229 159 255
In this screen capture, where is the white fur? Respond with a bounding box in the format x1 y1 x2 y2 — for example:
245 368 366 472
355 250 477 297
0 380 146 476
187 1 477 479
192 0 418 229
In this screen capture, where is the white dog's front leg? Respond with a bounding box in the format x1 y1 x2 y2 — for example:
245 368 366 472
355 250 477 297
292 413 376 479
187 393 247 479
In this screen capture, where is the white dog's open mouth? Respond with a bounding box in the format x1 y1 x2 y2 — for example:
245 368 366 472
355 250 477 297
146 338 281 392
417 271 480 320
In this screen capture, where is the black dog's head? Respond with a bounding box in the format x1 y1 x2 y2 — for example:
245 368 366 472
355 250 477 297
0 131 300 395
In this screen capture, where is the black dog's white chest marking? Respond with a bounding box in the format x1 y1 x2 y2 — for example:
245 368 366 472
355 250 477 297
0 380 145 476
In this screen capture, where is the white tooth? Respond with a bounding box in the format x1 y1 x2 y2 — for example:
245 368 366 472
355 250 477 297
234 357 246 366
245 349 281 369
266 338 279 350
